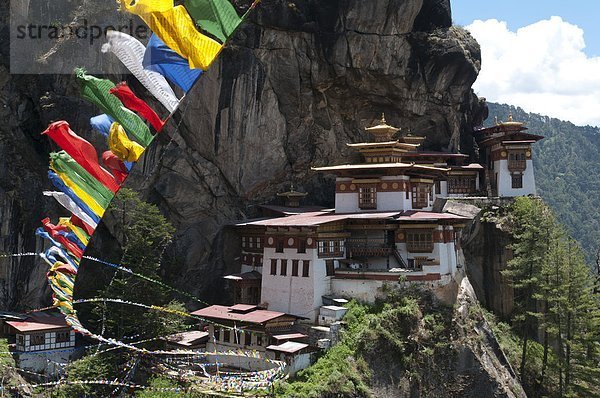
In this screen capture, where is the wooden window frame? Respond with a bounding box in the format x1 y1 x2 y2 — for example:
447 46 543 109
280 259 287 276
275 238 284 253
31 333 45 346
508 151 527 171
358 186 377 209
411 184 430 209
302 260 310 277
56 331 70 343
292 260 299 276
406 230 434 253
298 238 306 253
318 239 345 258
511 173 523 189
325 260 335 276
270 259 277 275
447 176 476 194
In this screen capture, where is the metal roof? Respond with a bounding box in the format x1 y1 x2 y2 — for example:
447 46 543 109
266 341 309 354
6 311 70 333
164 331 209 346
191 305 295 325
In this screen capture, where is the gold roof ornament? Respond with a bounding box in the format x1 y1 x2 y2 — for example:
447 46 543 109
499 112 524 127
277 183 308 208
364 113 400 142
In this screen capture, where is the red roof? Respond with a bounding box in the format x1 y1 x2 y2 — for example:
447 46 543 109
191 305 293 324
396 211 470 222
240 210 403 227
6 312 70 333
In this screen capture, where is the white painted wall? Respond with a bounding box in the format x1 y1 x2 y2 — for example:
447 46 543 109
261 248 333 321
495 159 536 197
335 192 360 213
15 346 81 374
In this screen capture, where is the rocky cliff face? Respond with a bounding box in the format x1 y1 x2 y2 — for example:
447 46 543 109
0 0 483 308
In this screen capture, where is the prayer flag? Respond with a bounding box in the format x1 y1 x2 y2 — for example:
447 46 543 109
184 0 242 43
109 123 146 162
90 114 115 137
46 171 100 226
70 214 96 237
102 151 129 184
76 69 153 146
101 30 179 112
110 83 165 132
143 34 202 92
43 121 120 193
120 2 223 70
50 151 114 209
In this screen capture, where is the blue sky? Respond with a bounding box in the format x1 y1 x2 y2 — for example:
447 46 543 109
451 0 600 126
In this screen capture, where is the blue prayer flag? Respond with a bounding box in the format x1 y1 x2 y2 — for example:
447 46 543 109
143 34 202 93
90 114 115 137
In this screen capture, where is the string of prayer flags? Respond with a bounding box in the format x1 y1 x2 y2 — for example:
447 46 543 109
57 217 90 246
101 31 180 112
42 121 120 193
70 214 95 236
119 1 223 70
101 151 129 184
76 69 153 146
184 0 243 43
109 83 165 132
49 168 105 219
143 34 202 92
109 122 146 162
90 114 115 137
41 219 84 259
49 151 114 209
43 188 99 228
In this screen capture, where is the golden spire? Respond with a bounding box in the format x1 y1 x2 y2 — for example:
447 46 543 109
381 113 386 124
508 112 514 122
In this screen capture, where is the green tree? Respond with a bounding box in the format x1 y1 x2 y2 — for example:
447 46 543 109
90 188 186 340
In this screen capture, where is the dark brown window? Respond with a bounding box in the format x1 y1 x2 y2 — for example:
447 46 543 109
406 230 434 253
302 260 310 277
411 184 430 209
56 331 70 343
31 333 45 346
326 260 335 276
511 174 523 189
292 260 299 276
280 259 287 276
213 328 220 341
508 151 527 171
298 239 306 253
223 330 231 343
448 176 476 194
358 186 377 209
276 238 284 253
318 240 345 258
256 333 263 346
270 259 277 275
244 331 252 346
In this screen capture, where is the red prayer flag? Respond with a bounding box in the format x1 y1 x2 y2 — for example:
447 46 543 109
71 215 96 237
42 121 120 193
42 218 84 259
110 83 165 132
102 151 129 184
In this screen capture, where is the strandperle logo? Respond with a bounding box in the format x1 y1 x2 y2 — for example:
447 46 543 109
10 0 149 74
14 19 150 45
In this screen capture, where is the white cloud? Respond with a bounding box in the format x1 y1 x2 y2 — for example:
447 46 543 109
466 16 600 127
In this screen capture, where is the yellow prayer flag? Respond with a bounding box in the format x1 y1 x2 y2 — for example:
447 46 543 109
120 2 223 70
109 122 146 162
58 217 90 246
119 0 174 15
50 167 106 218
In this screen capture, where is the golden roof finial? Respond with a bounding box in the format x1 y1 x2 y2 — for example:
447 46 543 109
508 112 514 122
381 113 386 124
494 116 499 125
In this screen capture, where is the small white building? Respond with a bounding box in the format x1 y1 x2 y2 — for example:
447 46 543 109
4 310 80 374
475 114 543 197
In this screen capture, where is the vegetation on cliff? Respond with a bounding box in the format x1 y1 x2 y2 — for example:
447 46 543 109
489 197 599 397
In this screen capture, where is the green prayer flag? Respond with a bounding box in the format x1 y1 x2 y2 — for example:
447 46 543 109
50 151 115 209
75 69 154 147
184 0 242 43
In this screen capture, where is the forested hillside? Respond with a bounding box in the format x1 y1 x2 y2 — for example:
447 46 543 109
486 103 600 263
